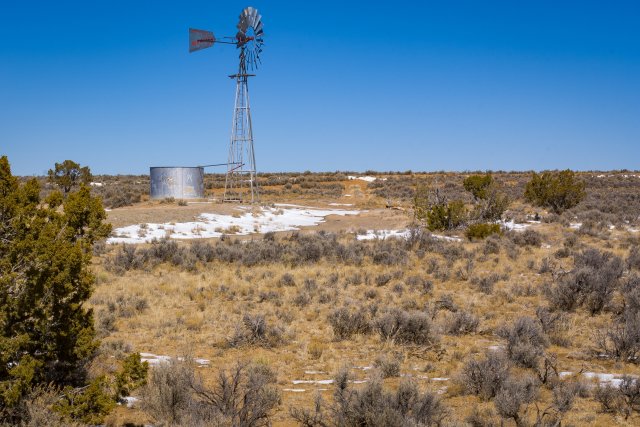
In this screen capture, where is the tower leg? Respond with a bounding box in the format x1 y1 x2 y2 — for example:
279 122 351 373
223 57 258 203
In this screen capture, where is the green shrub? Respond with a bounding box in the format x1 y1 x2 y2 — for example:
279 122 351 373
55 377 116 425
466 223 501 240
115 353 148 401
524 170 585 214
426 200 467 231
463 174 493 200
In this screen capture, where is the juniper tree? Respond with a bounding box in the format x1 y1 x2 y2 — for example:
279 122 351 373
0 156 110 421
524 169 585 214
47 159 92 195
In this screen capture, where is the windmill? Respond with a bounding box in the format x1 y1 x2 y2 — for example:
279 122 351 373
189 7 264 203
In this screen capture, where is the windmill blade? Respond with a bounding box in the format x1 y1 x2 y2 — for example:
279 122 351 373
189 28 215 52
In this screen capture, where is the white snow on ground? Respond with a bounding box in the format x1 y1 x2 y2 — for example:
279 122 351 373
500 220 531 231
570 222 582 229
347 175 386 183
356 229 463 242
293 379 335 385
139 352 210 367
559 371 637 388
328 203 353 206
304 370 326 375
89 182 103 187
121 396 139 408
356 229 411 240
107 206 362 244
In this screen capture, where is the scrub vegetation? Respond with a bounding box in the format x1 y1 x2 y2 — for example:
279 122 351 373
3 156 640 425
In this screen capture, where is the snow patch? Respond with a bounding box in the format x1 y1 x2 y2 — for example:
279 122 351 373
139 353 210 367
107 206 362 244
356 229 462 242
559 371 636 388
292 379 334 385
347 175 385 183
500 220 531 231
121 396 139 408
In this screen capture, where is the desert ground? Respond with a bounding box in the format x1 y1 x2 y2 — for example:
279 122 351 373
76 171 640 426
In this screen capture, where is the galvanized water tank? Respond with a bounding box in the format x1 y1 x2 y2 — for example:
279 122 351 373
149 167 204 199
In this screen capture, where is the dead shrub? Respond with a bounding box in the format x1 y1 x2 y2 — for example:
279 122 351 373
445 311 480 335
595 313 640 362
535 306 570 347
545 248 623 314
628 246 640 271
279 273 296 287
471 274 501 294
375 273 392 287
374 353 402 378
482 235 501 255
458 351 510 400
497 316 548 368
228 314 286 348
375 308 439 346
594 383 625 414
494 375 539 425
142 360 280 427
328 307 371 340
292 370 448 427
141 359 199 426
509 229 543 247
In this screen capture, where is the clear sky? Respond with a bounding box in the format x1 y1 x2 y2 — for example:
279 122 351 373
1 1 639 175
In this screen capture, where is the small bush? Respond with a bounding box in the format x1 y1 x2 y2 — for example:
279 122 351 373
482 234 502 255
446 311 480 335
535 306 570 347
466 223 501 240
524 170 585 214
628 246 640 271
228 313 285 348
279 273 296 287
375 273 392 286
374 353 402 378
471 273 501 294
545 248 624 314
426 200 467 231
115 353 149 401
458 351 511 400
596 314 640 362
594 383 625 414
142 360 279 426
509 229 543 247
294 373 448 427
464 174 493 200
328 307 371 340
494 375 539 425
497 316 548 368
375 308 439 346
55 377 116 425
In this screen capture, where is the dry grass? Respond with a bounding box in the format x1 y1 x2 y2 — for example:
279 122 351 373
82 171 640 426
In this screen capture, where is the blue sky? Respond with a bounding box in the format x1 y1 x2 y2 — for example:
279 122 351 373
1 1 638 175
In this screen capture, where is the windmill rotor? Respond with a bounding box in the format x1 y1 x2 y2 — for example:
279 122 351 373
236 6 264 70
188 6 264 71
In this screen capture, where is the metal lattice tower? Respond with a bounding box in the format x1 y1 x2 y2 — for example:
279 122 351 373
224 52 258 202
189 6 264 203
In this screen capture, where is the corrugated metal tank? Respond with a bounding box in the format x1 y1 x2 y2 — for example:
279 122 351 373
149 167 204 199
